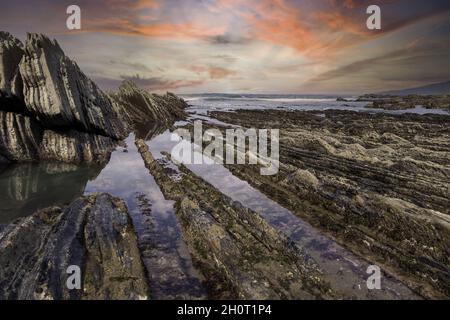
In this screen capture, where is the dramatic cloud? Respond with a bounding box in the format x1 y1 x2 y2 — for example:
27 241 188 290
1 0 449 93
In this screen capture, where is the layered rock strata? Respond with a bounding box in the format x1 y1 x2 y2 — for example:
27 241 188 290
0 193 149 300
210 109 450 299
0 32 187 165
111 80 187 128
0 32 126 164
135 139 334 299
0 32 24 107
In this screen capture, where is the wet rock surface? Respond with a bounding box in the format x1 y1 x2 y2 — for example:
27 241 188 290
0 193 149 300
210 109 450 298
136 139 336 299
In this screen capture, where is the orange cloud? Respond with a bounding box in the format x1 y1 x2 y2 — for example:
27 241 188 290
85 17 226 39
132 0 160 10
204 0 371 58
74 0 448 61
314 11 369 36
190 65 236 79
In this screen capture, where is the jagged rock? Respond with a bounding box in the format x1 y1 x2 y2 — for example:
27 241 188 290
0 32 189 165
0 32 132 164
39 129 116 164
0 31 24 105
112 80 187 127
19 33 126 139
0 193 149 300
0 111 42 161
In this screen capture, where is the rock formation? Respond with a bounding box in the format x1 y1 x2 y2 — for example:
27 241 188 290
0 32 24 107
111 80 187 127
135 139 335 299
0 31 187 165
0 193 149 300
0 32 126 164
357 94 450 112
210 109 450 298
19 34 126 139
0 111 42 161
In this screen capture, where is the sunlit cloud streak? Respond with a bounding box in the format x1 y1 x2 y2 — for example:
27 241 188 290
1 0 449 93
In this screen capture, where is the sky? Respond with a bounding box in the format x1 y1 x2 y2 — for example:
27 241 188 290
1 0 450 94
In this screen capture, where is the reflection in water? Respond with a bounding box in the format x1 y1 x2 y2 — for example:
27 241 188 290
0 162 103 223
133 121 169 140
0 105 424 298
147 128 418 299
85 134 206 299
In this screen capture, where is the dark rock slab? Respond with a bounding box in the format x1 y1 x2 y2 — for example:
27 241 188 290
19 34 127 140
0 31 24 106
39 129 116 164
0 111 42 161
0 193 149 300
0 32 189 165
0 32 131 164
0 110 116 164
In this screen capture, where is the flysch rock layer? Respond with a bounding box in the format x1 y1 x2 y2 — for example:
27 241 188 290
135 139 335 299
0 32 126 164
0 193 149 300
0 31 24 105
0 31 187 165
111 80 187 127
19 33 126 139
0 111 42 161
210 109 450 298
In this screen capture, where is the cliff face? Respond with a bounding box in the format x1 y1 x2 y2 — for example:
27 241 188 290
0 32 187 165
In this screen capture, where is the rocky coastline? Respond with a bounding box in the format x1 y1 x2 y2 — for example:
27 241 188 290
0 31 187 300
0 193 149 300
357 94 450 112
0 30 448 300
0 32 185 165
207 109 450 298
